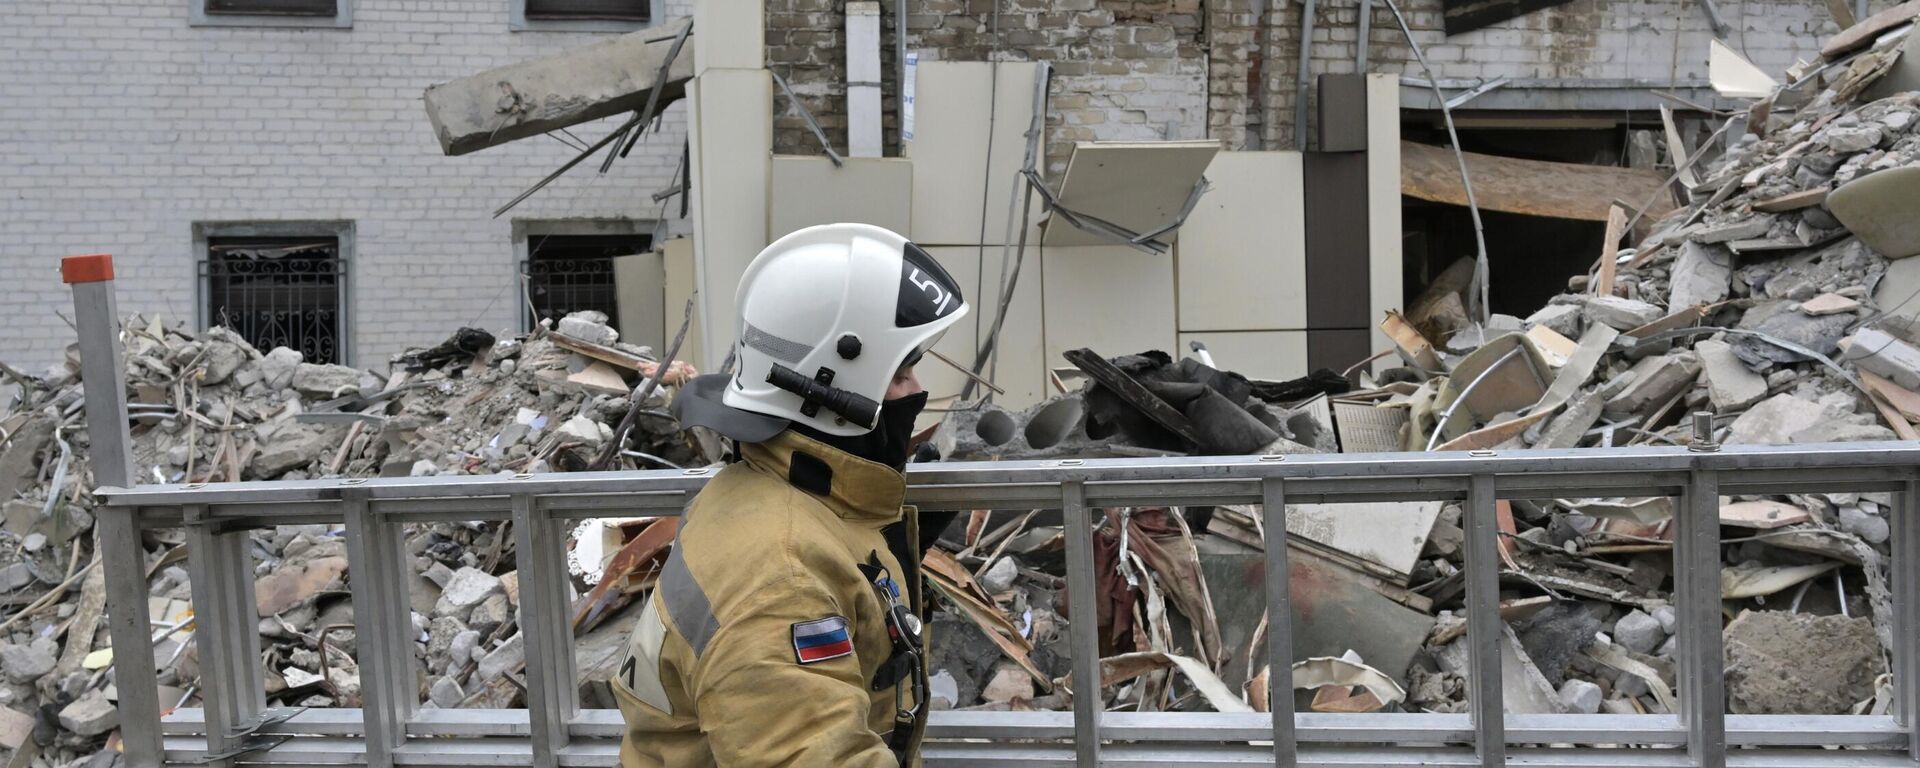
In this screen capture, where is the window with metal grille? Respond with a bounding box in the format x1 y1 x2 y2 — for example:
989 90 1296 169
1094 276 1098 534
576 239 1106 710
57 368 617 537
524 0 648 21
523 233 653 333
205 0 335 15
200 232 348 366
192 0 349 27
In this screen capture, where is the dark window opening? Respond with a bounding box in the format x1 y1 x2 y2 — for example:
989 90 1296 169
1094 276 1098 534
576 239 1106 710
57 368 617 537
203 236 345 365
1399 118 1661 319
205 0 336 16
524 0 649 22
524 233 654 333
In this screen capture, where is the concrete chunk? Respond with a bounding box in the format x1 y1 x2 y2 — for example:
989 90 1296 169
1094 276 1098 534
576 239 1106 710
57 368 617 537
1613 609 1665 654
1843 328 1920 390
57 691 118 737
1668 242 1731 309
423 18 694 156
1799 292 1861 316
1557 679 1603 714
433 567 503 622
1525 302 1584 338
1583 296 1663 331
1690 216 1772 244
1603 353 1700 419
1696 339 1767 411
1726 393 1836 444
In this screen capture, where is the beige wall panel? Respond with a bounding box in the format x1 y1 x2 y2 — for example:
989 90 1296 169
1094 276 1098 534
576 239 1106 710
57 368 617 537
905 62 1041 246
768 156 913 241
1367 74 1405 372
689 70 772 366
694 0 764 73
1176 331 1310 382
612 252 667 352
1176 151 1308 332
919 247 1049 413
1042 246 1178 372
660 238 703 372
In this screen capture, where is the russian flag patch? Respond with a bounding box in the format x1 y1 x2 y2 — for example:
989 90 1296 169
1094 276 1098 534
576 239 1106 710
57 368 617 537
791 616 854 664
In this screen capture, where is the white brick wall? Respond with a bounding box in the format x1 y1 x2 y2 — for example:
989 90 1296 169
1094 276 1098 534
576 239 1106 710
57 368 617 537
0 0 692 371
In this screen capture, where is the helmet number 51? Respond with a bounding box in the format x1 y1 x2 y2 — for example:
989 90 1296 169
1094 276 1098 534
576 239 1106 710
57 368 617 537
907 268 955 317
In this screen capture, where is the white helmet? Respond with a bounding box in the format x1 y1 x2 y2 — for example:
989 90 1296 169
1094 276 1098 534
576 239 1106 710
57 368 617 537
676 224 969 441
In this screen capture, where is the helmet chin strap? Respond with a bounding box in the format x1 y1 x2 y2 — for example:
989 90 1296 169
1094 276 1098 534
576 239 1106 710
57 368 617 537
792 392 929 470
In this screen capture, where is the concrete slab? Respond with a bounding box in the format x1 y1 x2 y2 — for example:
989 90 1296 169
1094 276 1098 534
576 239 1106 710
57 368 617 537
1043 140 1220 247
1176 151 1307 333
768 156 913 240
1696 339 1767 411
1669 242 1732 309
423 18 694 156
906 62 1042 246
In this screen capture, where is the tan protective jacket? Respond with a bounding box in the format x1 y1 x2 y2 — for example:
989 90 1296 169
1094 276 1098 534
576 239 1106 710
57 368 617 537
611 430 928 767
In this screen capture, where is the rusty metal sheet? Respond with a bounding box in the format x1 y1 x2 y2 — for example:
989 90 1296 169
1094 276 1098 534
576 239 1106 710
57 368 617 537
1400 141 1676 223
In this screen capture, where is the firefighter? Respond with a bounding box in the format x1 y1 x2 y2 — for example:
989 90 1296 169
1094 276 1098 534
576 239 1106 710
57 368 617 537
610 223 969 767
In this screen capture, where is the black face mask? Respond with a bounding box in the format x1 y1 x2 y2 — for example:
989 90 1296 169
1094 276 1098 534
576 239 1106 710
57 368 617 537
795 391 929 470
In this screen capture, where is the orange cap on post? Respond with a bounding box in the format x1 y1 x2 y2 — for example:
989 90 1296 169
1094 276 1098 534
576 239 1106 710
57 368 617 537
61 254 114 284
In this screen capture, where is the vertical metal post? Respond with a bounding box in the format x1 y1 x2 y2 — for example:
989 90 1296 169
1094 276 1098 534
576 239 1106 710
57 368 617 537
1464 474 1504 766
64 254 162 768
1295 0 1318 150
514 495 575 766
1355 0 1371 72
343 491 414 768
1678 466 1726 768
1894 480 1920 760
1260 477 1297 767
183 504 266 766
1061 480 1101 766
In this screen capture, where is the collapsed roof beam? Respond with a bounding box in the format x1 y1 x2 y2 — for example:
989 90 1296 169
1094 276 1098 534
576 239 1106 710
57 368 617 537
423 17 695 156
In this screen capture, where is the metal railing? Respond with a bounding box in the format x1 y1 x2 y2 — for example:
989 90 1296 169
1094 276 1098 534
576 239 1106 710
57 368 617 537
67 259 1920 768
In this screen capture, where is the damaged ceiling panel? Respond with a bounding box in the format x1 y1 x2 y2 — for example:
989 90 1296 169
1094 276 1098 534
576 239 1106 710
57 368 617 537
1400 140 1676 222
1043 140 1221 248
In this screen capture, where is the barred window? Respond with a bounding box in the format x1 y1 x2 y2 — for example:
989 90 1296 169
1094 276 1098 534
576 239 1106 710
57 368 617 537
524 233 654 333
205 0 335 16
197 223 351 365
524 0 648 21
192 0 350 26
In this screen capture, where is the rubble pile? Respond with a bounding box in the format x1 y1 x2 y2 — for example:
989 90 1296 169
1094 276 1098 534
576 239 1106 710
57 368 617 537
905 17 1920 720
0 311 700 765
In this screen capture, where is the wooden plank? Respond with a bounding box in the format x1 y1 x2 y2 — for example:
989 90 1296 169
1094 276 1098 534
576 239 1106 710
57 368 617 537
1661 106 1701 191
1720 501 1813 529
1593 204 1627 296
1401 140 1674 222
1752 187 1830 212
